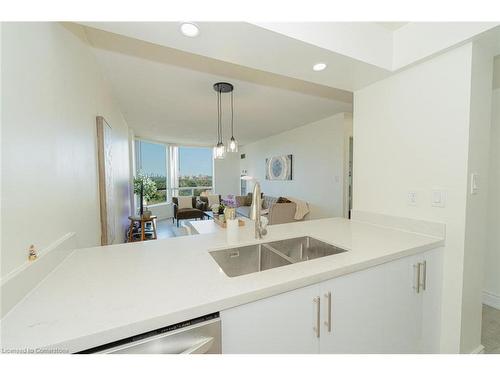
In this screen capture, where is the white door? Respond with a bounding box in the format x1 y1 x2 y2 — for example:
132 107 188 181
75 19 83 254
319 255 423 353
221 283 320 353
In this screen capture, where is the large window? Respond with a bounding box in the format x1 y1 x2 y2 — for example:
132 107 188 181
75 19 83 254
135 140 167 205
134 141 214 204
177 146 213 196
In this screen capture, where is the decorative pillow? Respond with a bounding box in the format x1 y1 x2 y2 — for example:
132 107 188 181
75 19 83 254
235 196 247 207
207 194 220 207
277 197 292 203
245 192 264 206
245 193 253 206
177 196 193 209
196 199 208 211
263 196 278 209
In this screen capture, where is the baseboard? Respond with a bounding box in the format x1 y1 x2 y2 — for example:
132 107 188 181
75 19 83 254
470 345 485 354
483 290 500 310
1 232 76 318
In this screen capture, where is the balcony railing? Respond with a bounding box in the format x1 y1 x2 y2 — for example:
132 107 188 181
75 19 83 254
145 186 214 207
154 187 214 198
172 187 213 197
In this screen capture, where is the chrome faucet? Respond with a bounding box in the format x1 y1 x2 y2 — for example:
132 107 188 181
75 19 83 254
249 181 267 239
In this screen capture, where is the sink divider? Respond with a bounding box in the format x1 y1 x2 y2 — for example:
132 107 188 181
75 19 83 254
261 243 297 264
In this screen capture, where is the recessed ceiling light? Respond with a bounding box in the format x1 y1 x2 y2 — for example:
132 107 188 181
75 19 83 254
312 63 327 72
180 22 200 37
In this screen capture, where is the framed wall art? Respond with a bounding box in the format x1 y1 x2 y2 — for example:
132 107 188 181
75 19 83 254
265 154 293 180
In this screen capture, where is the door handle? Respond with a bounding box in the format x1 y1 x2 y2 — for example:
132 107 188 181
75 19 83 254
313 297 321 338
180 337 214 354
413 263 421 293
420 260 427 291
324 292 332 333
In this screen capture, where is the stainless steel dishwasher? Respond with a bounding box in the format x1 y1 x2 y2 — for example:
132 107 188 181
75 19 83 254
79 313 221 354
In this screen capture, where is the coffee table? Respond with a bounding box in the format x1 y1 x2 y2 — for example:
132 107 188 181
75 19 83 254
203 211 213 219
187 214 250 235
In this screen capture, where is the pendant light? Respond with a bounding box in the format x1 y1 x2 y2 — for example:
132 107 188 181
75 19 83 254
227 89 238 152
213 82 238 158
213 83 226 159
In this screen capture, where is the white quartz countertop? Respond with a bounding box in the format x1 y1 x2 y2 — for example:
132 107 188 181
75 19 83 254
1 218 444 353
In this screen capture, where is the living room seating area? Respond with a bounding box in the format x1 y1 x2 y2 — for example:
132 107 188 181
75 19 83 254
235 193 305 225
172 193 308 227
172 195 221 226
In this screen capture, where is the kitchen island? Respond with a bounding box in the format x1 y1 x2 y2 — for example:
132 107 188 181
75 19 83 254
1 215 445 353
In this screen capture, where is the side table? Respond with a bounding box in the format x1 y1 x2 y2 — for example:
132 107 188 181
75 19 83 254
128 215 158 242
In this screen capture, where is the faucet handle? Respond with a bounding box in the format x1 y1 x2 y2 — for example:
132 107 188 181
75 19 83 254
260 216 269 229
259 216 268 237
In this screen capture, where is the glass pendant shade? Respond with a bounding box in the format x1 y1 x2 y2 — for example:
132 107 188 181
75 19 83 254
227 136 238 152
214 142 226 159
213 82 236 158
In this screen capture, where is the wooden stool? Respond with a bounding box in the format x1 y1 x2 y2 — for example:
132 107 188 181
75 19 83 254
128 215 158 242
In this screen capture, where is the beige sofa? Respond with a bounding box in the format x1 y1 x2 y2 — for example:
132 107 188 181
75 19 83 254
235 194 299 225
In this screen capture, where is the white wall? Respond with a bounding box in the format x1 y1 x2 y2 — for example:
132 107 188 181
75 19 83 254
240 113 352 219
1 23 131 278
254 22 393 70
353 43 493 353
393 23 499 70
494 57 500 89
460 42 494 353
484 88 500 308
214 152 241 197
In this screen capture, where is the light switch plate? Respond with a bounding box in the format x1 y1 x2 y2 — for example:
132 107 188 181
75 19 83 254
470 173 479 195
407 191 418 206
431 189 446 208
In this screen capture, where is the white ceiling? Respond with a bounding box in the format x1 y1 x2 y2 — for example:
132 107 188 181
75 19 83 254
81 22 500 89
83 22 498 147
81 22 392 91
377 22 409 31
84 26 352 146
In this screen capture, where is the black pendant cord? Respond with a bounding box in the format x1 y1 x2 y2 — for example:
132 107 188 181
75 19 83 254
215 90 218 144
219 89 223 143
216 89 221 144
230 90 234 139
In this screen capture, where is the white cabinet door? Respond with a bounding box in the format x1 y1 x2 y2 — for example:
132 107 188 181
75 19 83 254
220 250 441 354
319 255 422 353
420 248 443 353
221 283 320 353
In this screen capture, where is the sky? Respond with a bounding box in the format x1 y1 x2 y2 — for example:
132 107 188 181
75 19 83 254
136 141 212 177
179 147 213 176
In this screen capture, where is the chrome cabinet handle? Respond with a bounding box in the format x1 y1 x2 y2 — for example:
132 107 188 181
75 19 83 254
324 292 332 333
420 260 427 291
414 263 421 293
313 297 321 338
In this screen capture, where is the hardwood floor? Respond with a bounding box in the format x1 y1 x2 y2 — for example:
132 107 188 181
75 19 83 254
482 304 500 354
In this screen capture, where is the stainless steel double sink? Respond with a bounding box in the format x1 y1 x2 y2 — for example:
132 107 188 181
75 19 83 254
209 236 347 277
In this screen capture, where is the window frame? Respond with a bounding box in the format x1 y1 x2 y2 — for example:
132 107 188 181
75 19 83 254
133 138 215 208
134 138 169 207
176 145 215 198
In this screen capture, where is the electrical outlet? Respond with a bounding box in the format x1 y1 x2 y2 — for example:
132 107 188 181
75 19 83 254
408 191 418 206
